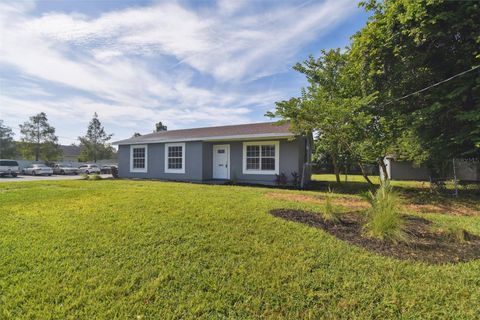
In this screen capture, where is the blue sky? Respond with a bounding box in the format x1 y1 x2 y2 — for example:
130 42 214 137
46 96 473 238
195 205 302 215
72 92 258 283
0 0 369 144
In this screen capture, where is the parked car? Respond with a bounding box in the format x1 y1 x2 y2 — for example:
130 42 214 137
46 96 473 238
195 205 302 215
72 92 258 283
100 164 117 174
23 164 53 176
52 163 79 175
0 159 20 177
78 164 101 174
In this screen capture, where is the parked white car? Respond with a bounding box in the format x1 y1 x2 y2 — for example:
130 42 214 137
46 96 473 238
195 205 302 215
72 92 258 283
52 163 79 175
78 164 101 174
0 160 20 177
23 164 53 176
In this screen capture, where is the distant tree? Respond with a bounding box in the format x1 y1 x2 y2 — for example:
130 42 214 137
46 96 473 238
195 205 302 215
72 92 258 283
78 113 114 162
19 112 61 161
155 121 167 132
0 120 17 158
132 132 142 137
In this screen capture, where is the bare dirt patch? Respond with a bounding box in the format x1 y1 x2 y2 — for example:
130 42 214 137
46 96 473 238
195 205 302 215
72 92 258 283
404 203 479 216
270 209 480 264
266 192 369 209
266 192 480 216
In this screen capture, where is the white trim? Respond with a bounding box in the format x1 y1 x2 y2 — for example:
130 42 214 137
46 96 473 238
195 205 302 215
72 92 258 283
212 144 230 180
130 144 148 173
242 141 280 175
113 133 293 145
164 142 186 174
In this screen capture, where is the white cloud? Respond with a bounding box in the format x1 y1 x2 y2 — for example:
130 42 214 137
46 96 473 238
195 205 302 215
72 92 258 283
0 0 359 143
91 49 124 61
21 0 358 82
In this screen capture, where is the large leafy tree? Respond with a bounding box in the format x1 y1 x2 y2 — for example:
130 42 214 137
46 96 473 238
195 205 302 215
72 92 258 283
19 112 61 161
272 0 479 182
351 0 480 169
79 113 114 162
0 120 17 158
268 49 377 184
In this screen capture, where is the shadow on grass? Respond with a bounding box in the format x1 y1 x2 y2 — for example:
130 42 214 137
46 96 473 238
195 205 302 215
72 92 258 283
307 180 480 215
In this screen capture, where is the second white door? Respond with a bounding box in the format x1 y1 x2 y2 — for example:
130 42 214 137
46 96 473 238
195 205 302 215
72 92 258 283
213 145 230 179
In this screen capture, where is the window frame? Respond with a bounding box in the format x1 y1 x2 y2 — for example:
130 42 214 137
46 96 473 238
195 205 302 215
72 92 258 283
130 144 148 173
242 141 280 175
164 142 186 174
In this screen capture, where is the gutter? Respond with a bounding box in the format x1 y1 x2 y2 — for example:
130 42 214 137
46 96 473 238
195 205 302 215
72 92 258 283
112 133 295 146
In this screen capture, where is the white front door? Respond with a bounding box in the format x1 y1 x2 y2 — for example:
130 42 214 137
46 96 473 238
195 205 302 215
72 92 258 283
213 144 230 179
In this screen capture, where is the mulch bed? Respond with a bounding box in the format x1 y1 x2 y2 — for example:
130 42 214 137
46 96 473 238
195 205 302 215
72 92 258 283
270 209 480 264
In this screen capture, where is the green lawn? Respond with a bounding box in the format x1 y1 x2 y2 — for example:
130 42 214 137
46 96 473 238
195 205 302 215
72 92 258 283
313 173 430 188
1 180 479 319
313 173 480 190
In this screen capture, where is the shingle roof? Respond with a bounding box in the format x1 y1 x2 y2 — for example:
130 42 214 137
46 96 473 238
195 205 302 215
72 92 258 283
60 145 80 157
113 121 293 145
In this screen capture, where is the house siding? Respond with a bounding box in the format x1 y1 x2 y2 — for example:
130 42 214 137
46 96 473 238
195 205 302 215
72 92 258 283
380 158 480 182
202 138 304 184
380 158 430 181
118 141 204 181
118 137 308 185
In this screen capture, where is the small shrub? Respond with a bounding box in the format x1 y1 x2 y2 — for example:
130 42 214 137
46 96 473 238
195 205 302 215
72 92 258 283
275 173 288 186
81 173 102 181
89 174 102 180
430 179 446 193
439 225 470 243
364 181 408 243
322 188 341 223
291 172 301 189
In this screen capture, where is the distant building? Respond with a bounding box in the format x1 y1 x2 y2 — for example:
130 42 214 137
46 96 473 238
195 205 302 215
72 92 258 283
380 157 480 181
60 145 81 162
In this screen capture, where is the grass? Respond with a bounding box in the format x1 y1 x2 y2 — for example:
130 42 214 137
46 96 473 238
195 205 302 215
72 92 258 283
321 188 341 223
81 173 103 180
363 182 408 243
313 174 480 214
438 225 470 244
1 180 479 319
312 173 430 189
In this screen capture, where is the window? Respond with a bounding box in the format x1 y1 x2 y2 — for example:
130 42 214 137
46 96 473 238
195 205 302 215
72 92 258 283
165 143 185 173
243 141 279 175
130 145 147 173
0 160 18 166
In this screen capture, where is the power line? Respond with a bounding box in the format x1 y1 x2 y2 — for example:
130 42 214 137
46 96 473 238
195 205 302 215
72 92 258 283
383 65 479 106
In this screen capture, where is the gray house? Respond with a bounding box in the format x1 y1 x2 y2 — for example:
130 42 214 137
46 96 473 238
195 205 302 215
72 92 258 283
113 122 312 186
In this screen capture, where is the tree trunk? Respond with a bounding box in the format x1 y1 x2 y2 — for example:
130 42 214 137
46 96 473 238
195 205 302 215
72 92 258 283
36 125 40 161
332 154 341 184
379 158 389 181
358 162 374 186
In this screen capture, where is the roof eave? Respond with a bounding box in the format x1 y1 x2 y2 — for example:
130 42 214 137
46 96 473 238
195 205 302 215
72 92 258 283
112 133 295 146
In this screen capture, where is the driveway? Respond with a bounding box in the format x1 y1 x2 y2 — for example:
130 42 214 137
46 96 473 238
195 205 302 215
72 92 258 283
0 174 112 182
